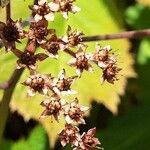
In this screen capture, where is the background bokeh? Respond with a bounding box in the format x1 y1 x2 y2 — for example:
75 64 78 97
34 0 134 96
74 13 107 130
0 0 150 149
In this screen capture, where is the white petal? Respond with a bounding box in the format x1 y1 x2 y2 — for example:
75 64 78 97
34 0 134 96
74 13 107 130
27 89 35 96
100 76 105 84
43 99 51 105
76 69 81 76
73 140 79 147
62 12 68 19
25 78 32 84
53 87 60 95
86 53 93 60
78 118 86 124
61 140 67 147
38 0 47 5
62 36 68 43
48 2 60 12
33 5 39 10
67 90 77 95
44 13 54 21
29 65 36 70
59 43 66 50
58 69 65 80
65 115 73 124
60 99 66 106
96 43 101 52
16 64 22 69
98 62 107 68
68 58 76 65
43 87 48 95
71 99 78 106
48 53 58 59
76 51 84 58
72 5 81 13
34 14 42 22
103 45 111 51
88 66 93 73
109 56 117 63
80 106 89 112
61 91 69 96
37 39 46 44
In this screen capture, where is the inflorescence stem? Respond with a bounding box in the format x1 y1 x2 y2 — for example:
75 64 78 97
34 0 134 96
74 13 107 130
0 0 39 142
82 29 150 42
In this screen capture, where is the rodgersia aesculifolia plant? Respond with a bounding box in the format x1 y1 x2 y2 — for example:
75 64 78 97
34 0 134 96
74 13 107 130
0 0 122 149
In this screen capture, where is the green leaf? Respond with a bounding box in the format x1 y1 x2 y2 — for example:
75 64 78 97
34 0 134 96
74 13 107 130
125 5 150 65
0 0 135 147
136 0 150 6
125 4 150 29
137 38 150 65
98 62 150 150
0 125 49 150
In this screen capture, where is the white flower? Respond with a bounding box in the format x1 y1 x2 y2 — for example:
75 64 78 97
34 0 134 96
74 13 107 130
51 69 77 95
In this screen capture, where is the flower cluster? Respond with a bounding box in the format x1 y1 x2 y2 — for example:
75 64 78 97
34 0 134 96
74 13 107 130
30 0 80 22
93 44 121 83
0 19 24 51
0 0 123 149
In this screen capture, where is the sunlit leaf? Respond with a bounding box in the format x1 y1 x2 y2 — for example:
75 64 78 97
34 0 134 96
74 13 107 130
0 0 135 147
136 0 150 6
0 125 49 150
125 5 150 65
137 39 150 64
98 62 150 150
125 4 150 29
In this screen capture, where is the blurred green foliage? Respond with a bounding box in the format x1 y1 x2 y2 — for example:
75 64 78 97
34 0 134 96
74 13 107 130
125 4 150 65
97 60 150 149
0 0 150 150
0 125 49 150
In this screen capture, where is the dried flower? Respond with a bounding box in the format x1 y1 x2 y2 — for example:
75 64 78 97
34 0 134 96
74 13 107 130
22 73 52 96
76 128 101 150
51 69 77 95
59 124 81 147
68 45 93 76
50 0 80 19
41 33 65 58
30 0 55 22
101 63 121 84
64 98 89 124
40 94 66 121
12 48 48 70
93 44 117 69
0 19 24 51
62 26 83 48
27 20 54 44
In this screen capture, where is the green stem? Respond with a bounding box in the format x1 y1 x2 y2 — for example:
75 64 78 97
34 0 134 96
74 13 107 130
0 68 24 142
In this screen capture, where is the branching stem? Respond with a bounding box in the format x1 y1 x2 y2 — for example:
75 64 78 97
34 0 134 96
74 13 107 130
82 29 150 42
0 0 39 142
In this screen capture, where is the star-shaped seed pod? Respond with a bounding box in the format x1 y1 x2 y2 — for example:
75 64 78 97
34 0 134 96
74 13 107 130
93 43 117 69
40 94 66 122
68 45 93 76
0 19 24 51
30 0 55 22
75 128 101 150
27 20 55 44
64 98 89 124
22 73 52 96
49 0 80 19
62 26 84 48
41 34 65 58
59 124 81 147
12 48 48 70
101 63 122 84
51 69 77 95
